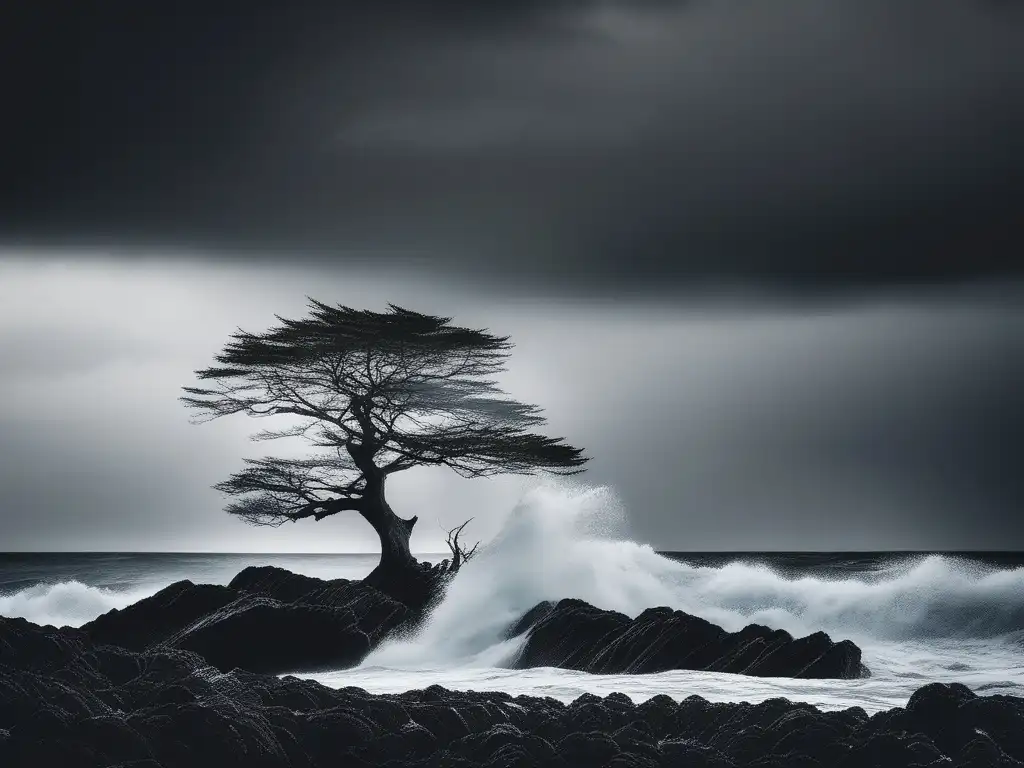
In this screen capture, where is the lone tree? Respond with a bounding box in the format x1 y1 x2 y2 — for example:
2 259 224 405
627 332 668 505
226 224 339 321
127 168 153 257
182 301 588 603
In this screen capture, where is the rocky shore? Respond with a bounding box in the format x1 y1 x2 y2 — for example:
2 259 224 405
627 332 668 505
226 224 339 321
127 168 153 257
80 566 867 680
3 566 1017 767
3 614 1023 767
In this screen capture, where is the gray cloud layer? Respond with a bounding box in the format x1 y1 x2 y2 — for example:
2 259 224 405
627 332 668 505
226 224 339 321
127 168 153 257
2 1 1022 295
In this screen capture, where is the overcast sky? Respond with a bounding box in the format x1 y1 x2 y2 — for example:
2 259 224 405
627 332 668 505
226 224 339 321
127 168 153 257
1 1 1022 551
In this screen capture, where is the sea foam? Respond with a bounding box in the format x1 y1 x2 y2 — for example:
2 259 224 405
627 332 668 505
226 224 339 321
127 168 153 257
0 580 150 628
365 483 1024 670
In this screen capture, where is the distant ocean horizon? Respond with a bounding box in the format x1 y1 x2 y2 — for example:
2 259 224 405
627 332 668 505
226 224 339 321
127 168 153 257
4 548 1024 589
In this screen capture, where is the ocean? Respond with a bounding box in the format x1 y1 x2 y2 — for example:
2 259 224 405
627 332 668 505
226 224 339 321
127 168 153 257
3 486 1024 716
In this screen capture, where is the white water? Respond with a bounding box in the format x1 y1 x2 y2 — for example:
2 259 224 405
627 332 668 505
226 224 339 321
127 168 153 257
0 581 154 628
304 484 1024 713
4 484 1024 713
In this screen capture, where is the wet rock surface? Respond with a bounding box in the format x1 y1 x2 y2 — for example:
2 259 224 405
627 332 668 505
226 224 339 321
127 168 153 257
2 615 1022 767
509 599 870 680
82 567 409 674
81 567 867 680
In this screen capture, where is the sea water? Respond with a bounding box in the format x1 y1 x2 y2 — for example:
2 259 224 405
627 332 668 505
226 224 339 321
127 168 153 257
3 484 1023 714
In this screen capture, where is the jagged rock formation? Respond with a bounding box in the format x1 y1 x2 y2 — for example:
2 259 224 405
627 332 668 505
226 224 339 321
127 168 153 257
82 567 409 674
81 567 868 680
508 599 870 679
2 615 1022 767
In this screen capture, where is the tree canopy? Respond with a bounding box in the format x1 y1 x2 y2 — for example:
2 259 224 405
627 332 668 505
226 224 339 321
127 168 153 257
181 301 589 531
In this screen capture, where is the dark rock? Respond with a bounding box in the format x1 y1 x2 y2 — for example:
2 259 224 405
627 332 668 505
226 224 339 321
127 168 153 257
228 565 412 638
228 566 335 602
962 693 1024 763
83 581 237 650
659 738 736 767
557 730 623 765
4 612 1024 766
81 568 865 683
509 598 867 679
610 721 661 766
504 600 557 639
162 596 371 674
957 732 1009 768
448 723 556 766
375 719 438 760
80 567 410 675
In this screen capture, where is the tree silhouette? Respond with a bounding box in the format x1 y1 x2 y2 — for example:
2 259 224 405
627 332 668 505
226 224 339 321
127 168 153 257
181 300 588 601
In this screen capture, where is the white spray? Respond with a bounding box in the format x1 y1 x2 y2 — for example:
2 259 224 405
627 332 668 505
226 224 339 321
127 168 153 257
364 483 1024 671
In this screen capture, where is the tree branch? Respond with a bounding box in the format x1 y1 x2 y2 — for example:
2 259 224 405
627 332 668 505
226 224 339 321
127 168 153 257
443 518 480 573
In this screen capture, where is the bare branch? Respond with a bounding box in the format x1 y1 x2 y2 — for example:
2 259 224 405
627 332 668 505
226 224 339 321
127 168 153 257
443 517 480 574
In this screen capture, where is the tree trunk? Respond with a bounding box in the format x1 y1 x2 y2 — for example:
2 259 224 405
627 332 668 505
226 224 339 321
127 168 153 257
359 473 433 607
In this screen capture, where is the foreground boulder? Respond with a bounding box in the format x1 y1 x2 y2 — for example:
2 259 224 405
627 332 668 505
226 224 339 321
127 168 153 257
82 567 409 674
508 599 869 679
2 615 1022 767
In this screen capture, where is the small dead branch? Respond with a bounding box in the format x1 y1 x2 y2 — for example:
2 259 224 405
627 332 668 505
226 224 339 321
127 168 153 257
442 517 480 574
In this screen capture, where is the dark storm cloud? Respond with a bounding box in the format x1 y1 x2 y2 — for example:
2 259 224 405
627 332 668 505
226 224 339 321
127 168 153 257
2 1 1022 295
1 2 1023 553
